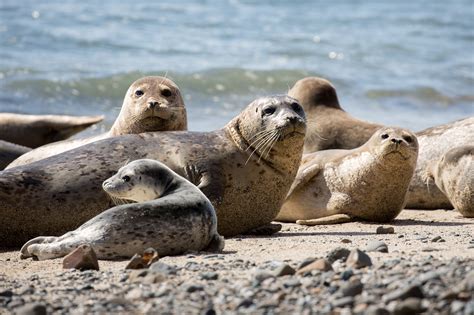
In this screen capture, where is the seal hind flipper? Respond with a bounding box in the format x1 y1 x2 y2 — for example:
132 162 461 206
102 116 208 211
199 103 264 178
296 214 352 225
204 234 225 252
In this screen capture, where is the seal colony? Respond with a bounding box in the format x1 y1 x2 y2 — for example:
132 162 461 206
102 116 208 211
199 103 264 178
277 127 419 224
20 159 224 260
0 113 103 148
7 76 187 168
289 77 474 211
0 95 306 246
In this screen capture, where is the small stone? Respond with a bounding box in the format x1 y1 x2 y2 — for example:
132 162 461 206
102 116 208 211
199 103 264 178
0 290 13 298
341 238 352 243
340 279 364 297
142 248 159 265
15 303 47 315
366 240 388 253
365 306 390 315
297 258 333 274
283 278 301 288
341 269 353 281
149 262 177 275
421 247 439 252
253 269 274 283
62 244 99 271
376 226 394 234
125 254 147 270
272 263 296 277
297 257 316 269
126 288 144 300
450 301 465 313
185 284 204 293
383 284 424 302
128 270 166 284
331 296 354 308
430 236 445 242
326 247 350 264
393 298 425 315
200 272 218 280
347 249 372 269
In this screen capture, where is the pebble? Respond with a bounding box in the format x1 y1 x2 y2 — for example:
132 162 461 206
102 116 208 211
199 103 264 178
0 290 13 298
392 298 425 315
272 263 295 277
340 279 364 297
125 254 147 270
376 226 395 234
383 284 424 302
331 296 354 308
149 262 177 275
326 247 350 263
431 236 445 243
15 303 47 315
200 272 219 280
297 258 333 274
366 241 389 253
346 249 372 269
62 244 99 271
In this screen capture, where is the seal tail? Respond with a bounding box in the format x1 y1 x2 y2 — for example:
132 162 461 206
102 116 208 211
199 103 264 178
205 234 225 252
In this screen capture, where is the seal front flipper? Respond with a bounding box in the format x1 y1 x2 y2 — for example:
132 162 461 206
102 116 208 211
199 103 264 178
296 214 352 225
286 163 321 197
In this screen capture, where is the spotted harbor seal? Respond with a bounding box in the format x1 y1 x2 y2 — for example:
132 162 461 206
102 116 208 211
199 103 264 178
19 159 224 260
426 146 473 217
276 127 419 224
0 113 103 148
0 95 306 246
0 140 31 170
289 76 474 209
7 76 187 168
288 77 381 153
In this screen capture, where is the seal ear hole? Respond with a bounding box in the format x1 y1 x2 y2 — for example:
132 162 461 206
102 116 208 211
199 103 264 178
381 133 389 139
161 88 172 97
403 136 413 143
135 90 144 97
122 175 131 182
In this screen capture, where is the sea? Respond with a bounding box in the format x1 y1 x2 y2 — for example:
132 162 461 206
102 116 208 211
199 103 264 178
1 0 473 134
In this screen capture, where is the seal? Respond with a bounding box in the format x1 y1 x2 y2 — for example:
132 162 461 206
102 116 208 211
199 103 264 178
288 76 381 153
0 140 31 170
406 117 474 209
0 95 306 246
19 159 224 260
426 145 473 217
0 113 103 148
276 127 419 224
7 76 187 168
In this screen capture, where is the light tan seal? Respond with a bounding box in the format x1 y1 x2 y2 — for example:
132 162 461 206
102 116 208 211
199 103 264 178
288 77 381 153
277 127 419 224
289 76 474 209
0 95 306 246
426 146 473 217
7 76 187 169
20 159 224 260
0 140 31 170
0 113 103 148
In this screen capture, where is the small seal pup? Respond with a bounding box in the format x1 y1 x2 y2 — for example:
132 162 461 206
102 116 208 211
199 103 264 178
288 77 381 153
0 95 306 246
0 140 31 170
19 159 224 260
426 146 473 217
7 76 187 168
0 113 103 148
276 127 419 224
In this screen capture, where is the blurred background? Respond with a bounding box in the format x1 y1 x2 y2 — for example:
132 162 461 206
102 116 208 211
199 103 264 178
0 0 473 134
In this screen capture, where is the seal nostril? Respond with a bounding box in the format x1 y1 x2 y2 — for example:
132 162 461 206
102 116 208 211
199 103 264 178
148 102 158 109
287 116 298 124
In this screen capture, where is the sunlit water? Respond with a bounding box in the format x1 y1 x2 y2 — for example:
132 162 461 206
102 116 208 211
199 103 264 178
1 0 473 134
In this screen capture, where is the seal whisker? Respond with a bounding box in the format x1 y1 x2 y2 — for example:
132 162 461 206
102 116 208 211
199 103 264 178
246 130 275 151
263 131 280 160
255 130 279 164
245 131 276 165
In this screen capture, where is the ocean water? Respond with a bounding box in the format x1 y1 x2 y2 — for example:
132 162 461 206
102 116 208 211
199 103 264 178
0 0 473 134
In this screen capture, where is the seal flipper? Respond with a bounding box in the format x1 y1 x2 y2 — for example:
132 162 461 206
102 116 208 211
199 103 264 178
296 214 352 225
205 234 225 252
286 163 321 197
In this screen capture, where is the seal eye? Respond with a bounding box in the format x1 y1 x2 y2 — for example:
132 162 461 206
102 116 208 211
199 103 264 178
135 90 144 97
381 133 389 139
161 88 172 97
122 175 131 182
403 136 413 143
262 106 276 116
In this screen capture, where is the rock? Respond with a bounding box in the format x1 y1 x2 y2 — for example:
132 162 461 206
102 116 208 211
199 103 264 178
149 262 177 275
15 303 47 315
383 284 424 302
365 306 390 315
128 270 166 284
184 284 204 293
297 258 333 274
376 226 395 234
431 236 445 243
142 248 159 265
347 249 372 269
200 272 218 280
272 263 295 277
326 247 350 264
450 301 465 313
331 296 354 308
62 244 99 271
125 254 147 270
0 290 13 298
366 241 388 253
340 279 364 297
341 238 352 243
125 288 144 300
341 269 353 281
393 298 425 315
297 257 316 269
253 269 274 283
283 278 301 288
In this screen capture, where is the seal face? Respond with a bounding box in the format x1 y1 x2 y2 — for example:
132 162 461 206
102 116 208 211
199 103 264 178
0 113 103 148
20 159 224 260
277 127 419 224
0 95 305 246
428 146 474 217
288 77 381 153
6 76 187 169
